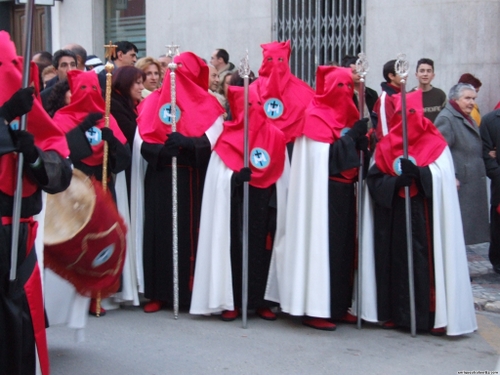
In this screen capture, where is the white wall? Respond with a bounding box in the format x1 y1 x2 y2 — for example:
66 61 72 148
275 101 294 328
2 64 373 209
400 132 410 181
365 0 500 114
145 0 273 74
51 0 104 58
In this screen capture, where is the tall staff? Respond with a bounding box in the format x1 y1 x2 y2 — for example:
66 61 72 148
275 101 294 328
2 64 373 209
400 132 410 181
167 44 181 319
9 0 34 286
395 53 416 337
355 52 369 330
238 51 250 329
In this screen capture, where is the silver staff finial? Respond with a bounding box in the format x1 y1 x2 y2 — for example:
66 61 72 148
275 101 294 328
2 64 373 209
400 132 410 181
355 52 369 82
395 53 410 83
238 50 250 79
166 44 180 58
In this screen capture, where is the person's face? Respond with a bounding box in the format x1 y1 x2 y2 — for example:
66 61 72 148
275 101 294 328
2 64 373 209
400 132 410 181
144 64 160 91
42 72 56 88
64 90 72 105
415 63 435 86
158 55 172 76
388 72 403 87
349 64 361 84
456 89 477 115
210 50 222 69
223 74 232 97
118 49 137 67
57 56 77 80
208 66 219 92
130 76 145 103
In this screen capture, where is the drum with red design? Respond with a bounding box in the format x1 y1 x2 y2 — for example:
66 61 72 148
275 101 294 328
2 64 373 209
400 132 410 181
44 168 127 298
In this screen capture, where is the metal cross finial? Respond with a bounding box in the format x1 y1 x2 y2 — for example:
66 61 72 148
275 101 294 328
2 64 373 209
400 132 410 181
166 44 180 58
238 50 250 79
395 53 410 83
355 52 369 83
104 41 117 62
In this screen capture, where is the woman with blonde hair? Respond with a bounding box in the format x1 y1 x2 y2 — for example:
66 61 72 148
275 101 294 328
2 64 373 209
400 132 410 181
135 56 162 97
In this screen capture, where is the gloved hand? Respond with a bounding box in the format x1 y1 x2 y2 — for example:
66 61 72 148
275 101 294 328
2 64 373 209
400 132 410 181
10 130 38 163
234 167 252 185
346 118 369 142
0 87 35 123
400 158 420 179
165 132 195 153
356 135 369 152
101 127 119 149
78 112 103 133
395 174 413 188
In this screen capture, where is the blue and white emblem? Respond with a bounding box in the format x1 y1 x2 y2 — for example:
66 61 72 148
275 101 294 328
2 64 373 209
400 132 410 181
393 155 417 176
341 127 350 137
159 103 181 125
92 244 115 268
9 119 20 131
264 98 284 119
250 147 271 169
85 126 102 146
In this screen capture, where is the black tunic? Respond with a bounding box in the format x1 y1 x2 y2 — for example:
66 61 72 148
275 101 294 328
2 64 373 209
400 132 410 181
367 164 436 330
141 136 212 308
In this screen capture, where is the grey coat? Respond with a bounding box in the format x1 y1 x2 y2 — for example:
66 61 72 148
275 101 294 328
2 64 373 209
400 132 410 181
434 102 489 245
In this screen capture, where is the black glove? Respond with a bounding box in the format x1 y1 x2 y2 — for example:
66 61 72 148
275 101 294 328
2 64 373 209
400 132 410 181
395 174 413 188
78 112 103 133
400 158 420 179
346 118 369 142
0 87 35 123
234 167 252 185
356 135 369 152
101 127 119 149
165 132 195 154
10 130 38 163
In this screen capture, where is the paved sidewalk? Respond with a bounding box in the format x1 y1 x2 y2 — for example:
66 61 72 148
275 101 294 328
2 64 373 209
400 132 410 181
468 243 500 313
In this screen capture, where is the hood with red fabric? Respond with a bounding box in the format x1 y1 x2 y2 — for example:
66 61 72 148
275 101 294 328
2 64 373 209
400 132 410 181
252 40 313 143
303 66 360 180
214 86 286 188
0 31 69 197
375 90 447 177
138 52 224 144
53 69 127 166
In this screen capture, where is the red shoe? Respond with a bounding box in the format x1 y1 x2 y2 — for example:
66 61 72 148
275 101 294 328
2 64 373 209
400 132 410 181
89 299 106 317
143 300 163 313
430 327 446 336
256 307 277 321
221 309 240 321
339 312 357 324
302 318 336 331
381 320 396 329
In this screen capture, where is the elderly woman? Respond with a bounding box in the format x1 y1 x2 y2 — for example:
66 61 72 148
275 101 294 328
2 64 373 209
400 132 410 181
434 83 489 246
135 56 162 98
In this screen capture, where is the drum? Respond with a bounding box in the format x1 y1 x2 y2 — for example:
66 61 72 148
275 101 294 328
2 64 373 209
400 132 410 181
44 169 127 298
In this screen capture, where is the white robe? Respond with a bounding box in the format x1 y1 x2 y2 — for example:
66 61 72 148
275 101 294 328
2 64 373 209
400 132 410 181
190 152 289 314
356 147 477 335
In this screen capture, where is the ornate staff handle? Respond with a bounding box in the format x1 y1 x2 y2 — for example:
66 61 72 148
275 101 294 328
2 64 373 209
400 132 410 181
238 50 250 329
166 44 180 320
102 41 117 192
354 52 369 330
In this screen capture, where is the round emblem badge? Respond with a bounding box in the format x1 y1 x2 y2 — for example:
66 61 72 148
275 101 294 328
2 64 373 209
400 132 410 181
159 103 181 125
393 155 417 176
9 119 19 131
92 244 115 268
264 98 284 119
250 147 271 169
341 127 350 137
85 126 102 146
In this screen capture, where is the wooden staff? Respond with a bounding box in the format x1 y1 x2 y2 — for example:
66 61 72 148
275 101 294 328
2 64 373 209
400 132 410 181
355 52 369 330
9 0 35 285
395 53 417 337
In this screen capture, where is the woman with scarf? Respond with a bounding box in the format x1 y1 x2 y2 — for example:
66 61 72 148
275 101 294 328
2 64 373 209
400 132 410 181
434 83 489 247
